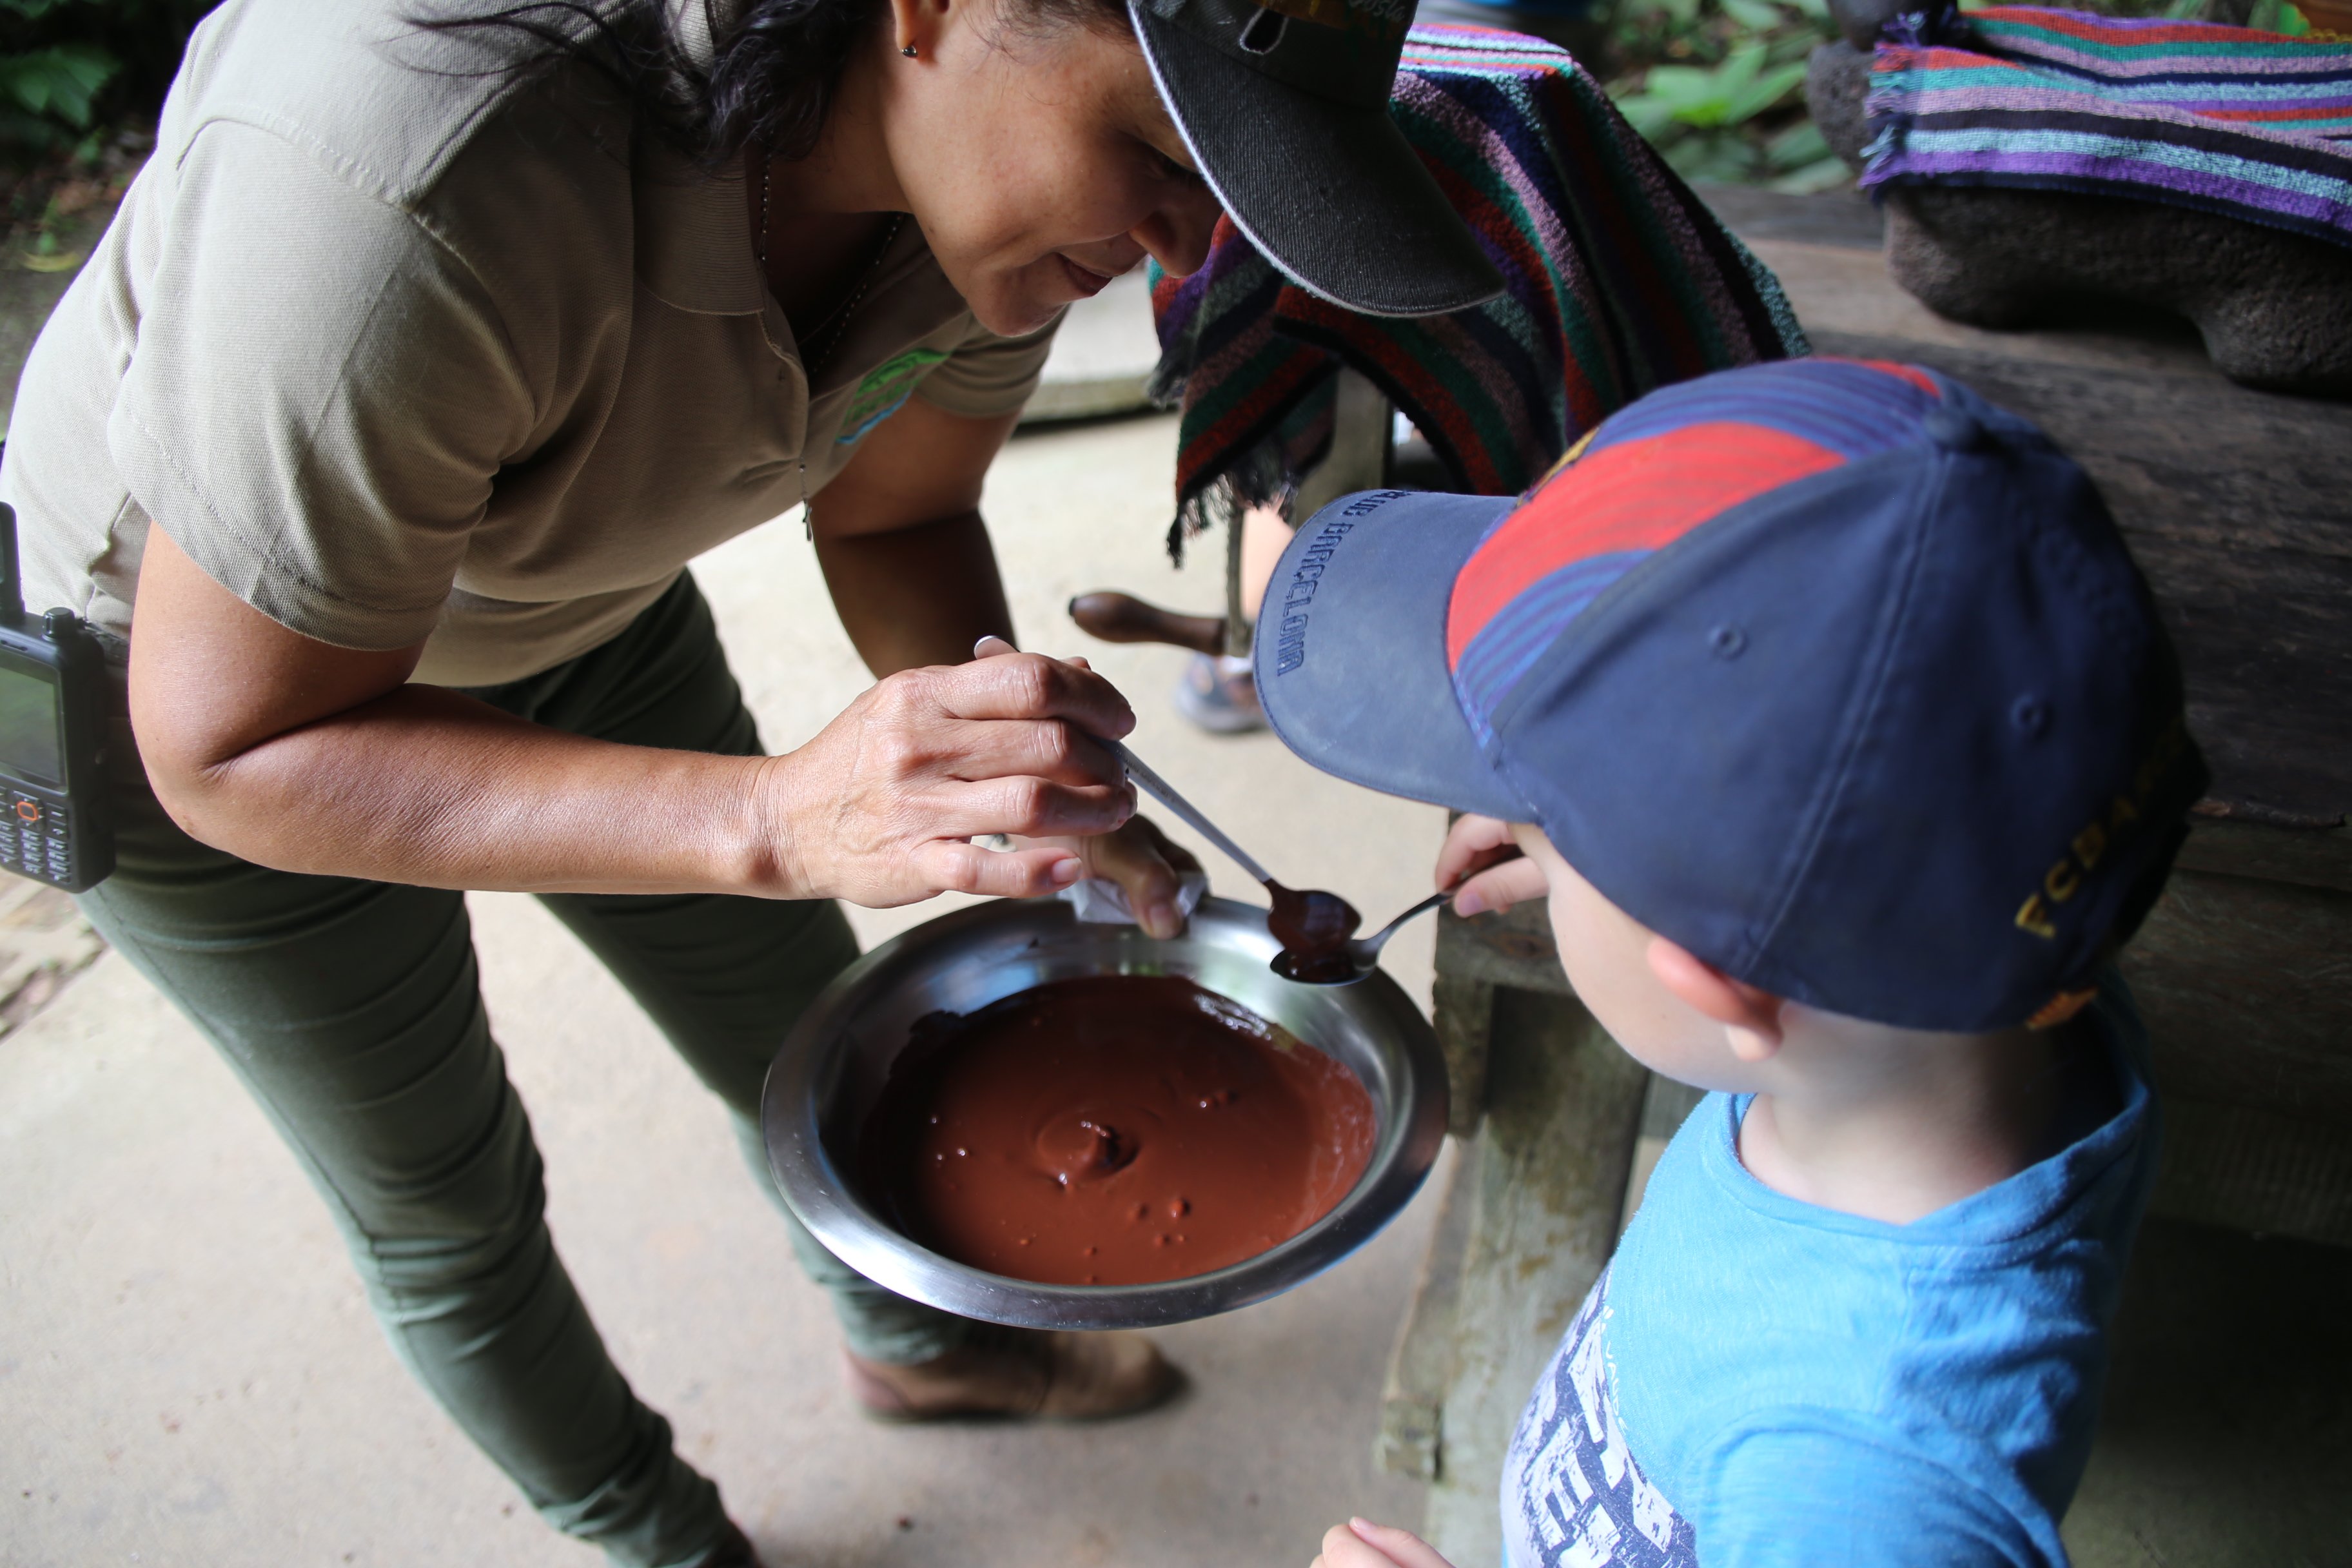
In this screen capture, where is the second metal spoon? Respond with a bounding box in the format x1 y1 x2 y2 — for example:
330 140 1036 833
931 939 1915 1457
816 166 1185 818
1270 888 1453 986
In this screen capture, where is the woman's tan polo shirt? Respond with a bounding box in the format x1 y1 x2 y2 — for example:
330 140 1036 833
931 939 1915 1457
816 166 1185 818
0 0 1059 687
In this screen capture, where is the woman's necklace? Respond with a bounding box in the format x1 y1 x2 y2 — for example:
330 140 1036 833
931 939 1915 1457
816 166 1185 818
756 152 906 377
755 150 907 535
797 213 905 370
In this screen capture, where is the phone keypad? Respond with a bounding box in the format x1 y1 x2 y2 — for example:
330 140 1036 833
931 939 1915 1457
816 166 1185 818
3 791 74 887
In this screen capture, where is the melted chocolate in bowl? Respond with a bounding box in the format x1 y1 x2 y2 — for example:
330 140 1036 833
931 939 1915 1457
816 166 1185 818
859 976 1377 1286
1266 882 1362 984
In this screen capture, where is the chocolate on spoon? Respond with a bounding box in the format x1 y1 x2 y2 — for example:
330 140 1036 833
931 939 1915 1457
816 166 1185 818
1265 882 1362 984
1091 737 1369 980
1098 739 1437 984
1270 889 1454 986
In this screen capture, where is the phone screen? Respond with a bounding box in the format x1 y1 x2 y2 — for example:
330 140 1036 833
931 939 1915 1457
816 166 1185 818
0 662 62 787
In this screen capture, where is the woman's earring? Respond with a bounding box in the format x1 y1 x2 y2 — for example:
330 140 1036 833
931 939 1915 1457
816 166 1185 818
900 43 917 55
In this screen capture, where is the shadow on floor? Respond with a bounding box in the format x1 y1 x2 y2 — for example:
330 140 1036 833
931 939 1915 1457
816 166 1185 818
2066 1215 2352 1565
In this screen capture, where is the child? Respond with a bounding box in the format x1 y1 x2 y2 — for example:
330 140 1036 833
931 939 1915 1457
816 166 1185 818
1251 359 2204 1566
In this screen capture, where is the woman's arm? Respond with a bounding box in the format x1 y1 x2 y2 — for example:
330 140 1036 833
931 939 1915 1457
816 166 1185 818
812 397 1200 935
808 397 1022 674
129 527 1135 904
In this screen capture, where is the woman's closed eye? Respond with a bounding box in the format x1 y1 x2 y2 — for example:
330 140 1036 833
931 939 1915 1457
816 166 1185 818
1141 141 1202 186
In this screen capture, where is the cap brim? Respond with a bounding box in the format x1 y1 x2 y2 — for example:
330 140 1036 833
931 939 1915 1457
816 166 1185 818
1132 10 1506 318
1253 489 1529 818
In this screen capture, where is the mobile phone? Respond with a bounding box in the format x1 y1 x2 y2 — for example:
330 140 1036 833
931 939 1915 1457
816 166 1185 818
0 500 113 892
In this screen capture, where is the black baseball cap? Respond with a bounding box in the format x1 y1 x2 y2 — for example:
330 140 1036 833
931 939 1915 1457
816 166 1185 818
1129 0 1505 317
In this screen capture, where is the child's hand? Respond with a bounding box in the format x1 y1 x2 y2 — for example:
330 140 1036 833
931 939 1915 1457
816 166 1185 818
1311 1518 1458 1568
1436 814 1549 917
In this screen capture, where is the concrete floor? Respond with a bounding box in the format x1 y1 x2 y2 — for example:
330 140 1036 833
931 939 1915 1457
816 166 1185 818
1 410 1456 1567
2063 1217 2352 1568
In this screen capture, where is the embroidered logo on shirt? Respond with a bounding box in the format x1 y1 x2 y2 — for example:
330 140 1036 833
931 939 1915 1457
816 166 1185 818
1504 1271 1697 1567
839 348 949 444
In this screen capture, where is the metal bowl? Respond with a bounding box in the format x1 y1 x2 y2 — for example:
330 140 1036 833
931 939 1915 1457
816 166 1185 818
761 894 1447 1331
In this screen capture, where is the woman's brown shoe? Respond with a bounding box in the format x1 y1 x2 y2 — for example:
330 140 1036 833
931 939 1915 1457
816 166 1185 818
843 1326 1182 1423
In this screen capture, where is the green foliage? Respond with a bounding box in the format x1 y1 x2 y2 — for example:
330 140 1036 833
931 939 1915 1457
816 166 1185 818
0 0 216 155
1603 0 2323 193
1620 46 1808 135
2154 0 2313 25
0 0 215 262
2253 0 2313 28
0 43 115 131
0 0 114 150
1607 0 1850 191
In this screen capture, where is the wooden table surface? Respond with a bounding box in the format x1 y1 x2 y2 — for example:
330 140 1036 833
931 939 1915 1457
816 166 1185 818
1718 188 2352 831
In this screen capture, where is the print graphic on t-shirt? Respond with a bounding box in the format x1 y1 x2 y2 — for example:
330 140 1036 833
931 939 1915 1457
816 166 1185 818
839 348 950 444
1503 1270 1697 1568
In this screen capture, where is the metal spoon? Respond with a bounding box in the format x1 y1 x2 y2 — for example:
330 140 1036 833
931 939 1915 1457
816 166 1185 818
1270 888 1453 986
979 636 1360 960
1101 742 1369 975
1100 738 1273 884
968 636 1280 885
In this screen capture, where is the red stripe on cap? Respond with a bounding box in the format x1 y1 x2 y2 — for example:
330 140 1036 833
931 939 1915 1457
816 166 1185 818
1854 360 1943 399
1447 423 1845 665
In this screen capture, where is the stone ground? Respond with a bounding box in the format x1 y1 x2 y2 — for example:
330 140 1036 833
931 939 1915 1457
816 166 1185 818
0 384 1456 1566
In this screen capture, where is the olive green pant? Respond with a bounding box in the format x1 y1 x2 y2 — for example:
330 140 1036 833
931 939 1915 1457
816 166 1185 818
77 576 968 1568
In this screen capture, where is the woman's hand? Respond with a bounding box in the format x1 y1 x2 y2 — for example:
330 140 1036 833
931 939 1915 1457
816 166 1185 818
1014 811 1204 938
811 407 1205 919
765 645 1140 906
966 636 1201 935
1312 1518 1458 1568
1436 813 1547 917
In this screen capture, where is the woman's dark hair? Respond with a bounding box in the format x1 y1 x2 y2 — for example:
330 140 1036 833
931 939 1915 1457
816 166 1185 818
416 0 1127 166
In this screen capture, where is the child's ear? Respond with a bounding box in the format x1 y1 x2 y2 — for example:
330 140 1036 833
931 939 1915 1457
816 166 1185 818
1646 937 1787 1059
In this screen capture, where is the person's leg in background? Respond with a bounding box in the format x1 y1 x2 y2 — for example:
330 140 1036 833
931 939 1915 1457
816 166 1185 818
1237 502 1294 626
77 716 738 1568
1066 366 1396 736
1168 502 1288 735
498 574 1181 1421
1179 368 1401 734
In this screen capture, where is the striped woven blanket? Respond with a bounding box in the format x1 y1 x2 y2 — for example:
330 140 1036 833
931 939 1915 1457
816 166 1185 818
1146 24 1806 561
1862 5 2352 248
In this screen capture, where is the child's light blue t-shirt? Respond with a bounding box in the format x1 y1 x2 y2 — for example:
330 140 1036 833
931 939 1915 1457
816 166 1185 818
1501 979 2157 1567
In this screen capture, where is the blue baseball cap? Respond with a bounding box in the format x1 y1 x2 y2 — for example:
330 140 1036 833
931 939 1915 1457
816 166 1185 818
1253 358 2206 1032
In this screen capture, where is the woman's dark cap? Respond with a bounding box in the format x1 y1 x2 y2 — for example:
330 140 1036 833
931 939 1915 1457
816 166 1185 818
1128 0 1504 317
